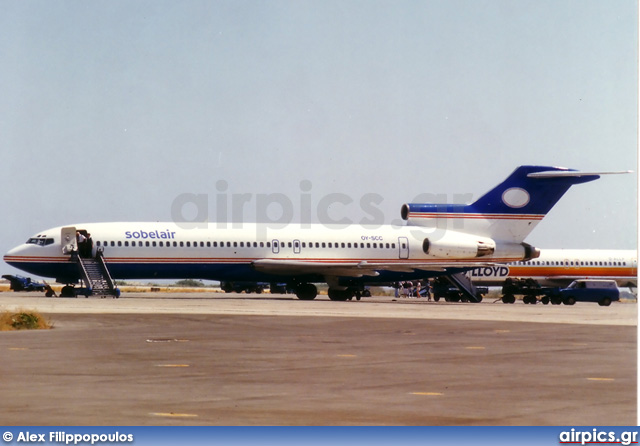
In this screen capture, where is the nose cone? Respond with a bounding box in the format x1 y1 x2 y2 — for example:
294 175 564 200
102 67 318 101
4 243 27 267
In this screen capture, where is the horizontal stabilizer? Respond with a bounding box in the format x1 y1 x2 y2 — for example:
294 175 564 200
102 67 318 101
528 170 633 178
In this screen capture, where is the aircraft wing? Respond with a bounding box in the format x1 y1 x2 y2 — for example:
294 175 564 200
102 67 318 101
251 259 489 278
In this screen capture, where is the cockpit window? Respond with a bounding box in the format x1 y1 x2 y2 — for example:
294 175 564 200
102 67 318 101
26 238 54 246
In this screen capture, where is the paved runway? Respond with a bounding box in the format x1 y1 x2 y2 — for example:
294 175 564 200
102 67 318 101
0 292 636 425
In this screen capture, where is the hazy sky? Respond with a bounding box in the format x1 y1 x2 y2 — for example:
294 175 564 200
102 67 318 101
1 1 637 277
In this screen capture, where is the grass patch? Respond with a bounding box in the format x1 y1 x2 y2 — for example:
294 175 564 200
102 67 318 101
0 310 52 331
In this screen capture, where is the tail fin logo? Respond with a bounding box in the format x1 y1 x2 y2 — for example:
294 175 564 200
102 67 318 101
501 187 530 208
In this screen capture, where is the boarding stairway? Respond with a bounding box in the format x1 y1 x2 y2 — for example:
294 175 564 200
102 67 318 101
446 272 483 303
72 250 119 297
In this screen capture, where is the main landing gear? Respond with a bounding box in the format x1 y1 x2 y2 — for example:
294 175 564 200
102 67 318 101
293 283 371 301
295 283 318 300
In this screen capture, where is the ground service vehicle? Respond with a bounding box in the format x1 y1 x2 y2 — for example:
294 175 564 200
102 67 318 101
2 274 56 297
548 279 620 306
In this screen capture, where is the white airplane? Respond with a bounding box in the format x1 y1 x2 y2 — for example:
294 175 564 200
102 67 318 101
3 165 629 300
469 249 637 288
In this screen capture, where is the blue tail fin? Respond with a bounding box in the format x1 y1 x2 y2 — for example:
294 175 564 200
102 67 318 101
468 165 599 215
401 165 600 242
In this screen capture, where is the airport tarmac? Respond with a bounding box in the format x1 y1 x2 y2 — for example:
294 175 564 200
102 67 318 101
0 292 636 425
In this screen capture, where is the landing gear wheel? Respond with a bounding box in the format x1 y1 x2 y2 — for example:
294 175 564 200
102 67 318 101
328 289 352 301
295 283 317 300
60 285 76 298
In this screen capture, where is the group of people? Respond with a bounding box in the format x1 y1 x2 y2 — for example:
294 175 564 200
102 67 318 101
76 231 93 258
394 280 431 300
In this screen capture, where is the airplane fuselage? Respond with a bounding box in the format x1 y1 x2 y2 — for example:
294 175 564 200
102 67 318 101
4 222 530 286
469 249 637 288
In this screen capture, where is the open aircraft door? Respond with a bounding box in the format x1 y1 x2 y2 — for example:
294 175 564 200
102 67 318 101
61 226 77 255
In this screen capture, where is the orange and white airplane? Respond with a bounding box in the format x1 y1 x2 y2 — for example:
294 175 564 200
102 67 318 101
469 249 637 289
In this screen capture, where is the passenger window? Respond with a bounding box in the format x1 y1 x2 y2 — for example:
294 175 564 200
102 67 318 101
110 241 115 247
152 241 157 247
145 241 150 247
118 241 122 247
